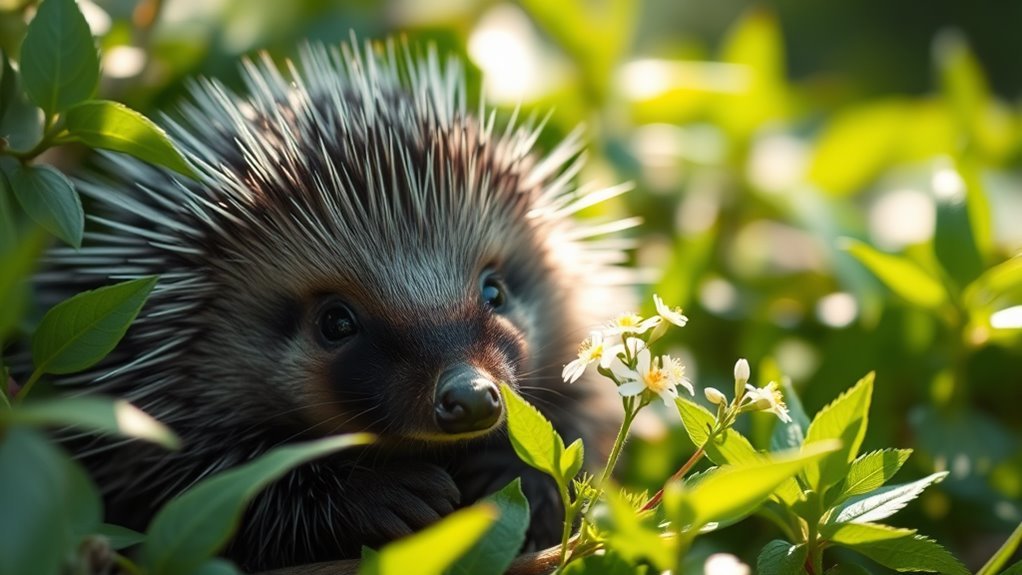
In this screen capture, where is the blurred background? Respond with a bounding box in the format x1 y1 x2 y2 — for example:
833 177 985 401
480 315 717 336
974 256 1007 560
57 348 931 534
2 0 1020 571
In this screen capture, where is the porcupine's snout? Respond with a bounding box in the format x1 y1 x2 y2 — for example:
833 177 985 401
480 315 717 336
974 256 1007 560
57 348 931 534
434 364 502 434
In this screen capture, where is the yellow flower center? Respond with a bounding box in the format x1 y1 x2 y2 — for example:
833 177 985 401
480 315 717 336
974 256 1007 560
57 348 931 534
616 313 642 328
643 368 670 393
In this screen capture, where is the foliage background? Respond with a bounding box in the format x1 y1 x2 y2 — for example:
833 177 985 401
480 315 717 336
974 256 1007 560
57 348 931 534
1 0 1020 572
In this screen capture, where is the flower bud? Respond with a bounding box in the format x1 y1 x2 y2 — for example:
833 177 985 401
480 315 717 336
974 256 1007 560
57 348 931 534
733 358 750 382
733 358 750 399
704 387 727 405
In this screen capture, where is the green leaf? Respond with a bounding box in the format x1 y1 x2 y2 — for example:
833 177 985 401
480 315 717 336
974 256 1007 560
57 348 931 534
603 485 673 571
933 164 985 288
0 428 101 575
142 433 373 575
683 441 838 529
824 471 948 528
64 100 197 178
964 256 1022 310
95 523 146 550
676 396 803 505
500 384 565 482
360 504 497 575
757 539 807 575
18 0 99 114
834 449 913 501
4 396 179 449
560 438 585 481
31 276 158 375
677 396 759 465
802 373 874 492
828 523 968 575
976 520 1022 575
956 157 994 259
714 7 788 141
841 239 948 310
8 163 83 248
446 479 529 575
808 100 909 197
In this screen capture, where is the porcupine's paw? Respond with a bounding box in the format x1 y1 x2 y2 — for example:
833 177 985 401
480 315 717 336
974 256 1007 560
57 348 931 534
345 460 461 545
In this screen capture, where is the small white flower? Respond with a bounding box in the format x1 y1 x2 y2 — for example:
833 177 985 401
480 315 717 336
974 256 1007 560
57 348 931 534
603 312 661 337
612 349 692 406
561 331 618 384
653 293 688 327
704 386 727 405
744 381 792 423
704 553 750 575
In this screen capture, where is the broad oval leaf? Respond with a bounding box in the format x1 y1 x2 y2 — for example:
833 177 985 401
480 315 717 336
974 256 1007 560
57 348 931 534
65 100 196 178
500 384 565 482
841 239 948 310
684 441 838 529
9 164 83 248
446 479 529 575
825 471 948 527
5 396 179 449
142 433 373 575
757 539 807 575
18 0 99 114
802 372 874 492
361 504 498 575
827 523 968 575
832 449 913 503
32 276 158 375
0 428 101 575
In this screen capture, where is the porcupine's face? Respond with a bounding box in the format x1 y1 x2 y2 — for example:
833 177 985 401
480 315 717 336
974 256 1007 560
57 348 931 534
167 46 589 446
198 164 569 444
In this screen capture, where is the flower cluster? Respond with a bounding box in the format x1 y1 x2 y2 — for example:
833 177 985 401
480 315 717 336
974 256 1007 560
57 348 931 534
561 294 691 407
704 358 792 423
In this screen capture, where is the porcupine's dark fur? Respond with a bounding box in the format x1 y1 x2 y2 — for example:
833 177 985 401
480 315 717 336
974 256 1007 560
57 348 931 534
33 40 634 572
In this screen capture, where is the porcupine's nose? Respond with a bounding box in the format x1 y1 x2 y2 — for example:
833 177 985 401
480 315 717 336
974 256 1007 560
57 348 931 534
434 364 502 434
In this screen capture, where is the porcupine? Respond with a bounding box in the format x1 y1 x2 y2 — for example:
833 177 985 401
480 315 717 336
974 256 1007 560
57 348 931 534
35 39 632 572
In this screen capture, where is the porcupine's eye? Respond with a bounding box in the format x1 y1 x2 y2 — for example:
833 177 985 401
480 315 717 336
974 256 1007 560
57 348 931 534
316 300 358 346
479 270 507 311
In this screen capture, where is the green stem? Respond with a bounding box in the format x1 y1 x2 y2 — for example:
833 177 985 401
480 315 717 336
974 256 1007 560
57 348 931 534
14 368 43 403
6 113 64 164
805 492 825 574
557 486 575 566
597 397 637 489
